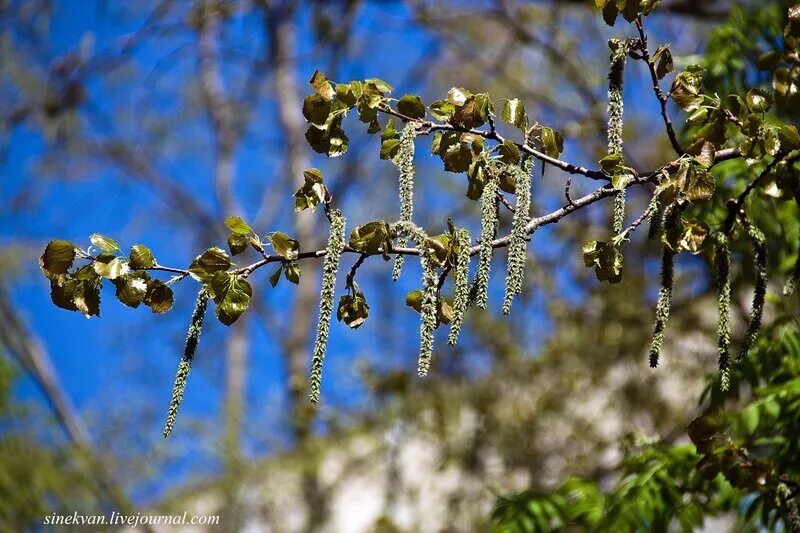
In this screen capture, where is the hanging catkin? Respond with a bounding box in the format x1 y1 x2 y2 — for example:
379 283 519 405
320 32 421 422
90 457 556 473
309 209 346 403
502 160 533 315
391 124 417 281
647 195 663 240
392 220 438 376
784 230 800 297
163 289 209 438
471 174 500 309
607 39 631 234
740 222 767 359
448 227 471 345
715 233 732 391
648 204 679 367
649 248 674 368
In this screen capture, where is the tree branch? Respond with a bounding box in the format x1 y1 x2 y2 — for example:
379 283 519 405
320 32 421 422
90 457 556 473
634 17 683 156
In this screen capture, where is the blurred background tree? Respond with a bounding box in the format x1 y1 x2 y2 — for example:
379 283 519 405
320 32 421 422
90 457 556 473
1 0 799 531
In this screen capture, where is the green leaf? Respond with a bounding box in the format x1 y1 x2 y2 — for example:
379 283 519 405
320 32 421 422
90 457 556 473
284 262 301 284
93 255 130 280
337 286 370 329
537 127 564 158
309 69 335 100
210 272 252 325
349 221 392 258
652 44 674 80
224 216 253 235
294 168 329 212
582 240 623 284
664 219 708 254
397 94 426 119
429 99 455 121
669 65 705 111
601 1 619 26
687 416 720 450
269 265 282 288
144 279 173 314
434 132 472 173
687 140 715 168
451 93 491 129
380 138 400 160
49 279 80 311
599 153 624 175
405 289 423 311
40 240 77 278
129 244 156 269
611 172 632 190
302 93 332 126
497 140 520 165
405 290 451 327
778 124 800 149
501 98 527 130
446 87 471 106
379 118 402 160
112 271 150 308
305 121 349 157
425 234 451 267
364 78 393 93
90 233 120 253
269 231 300 260
681 164 716 202
335 81 360 107
740 404 759 435
188 247 231 282
746 88 773 113
227 233 249 256
73 280 101 318
466 159 487 200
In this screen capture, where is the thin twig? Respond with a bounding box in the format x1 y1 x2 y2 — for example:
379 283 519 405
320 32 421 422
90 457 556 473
634 17 683 156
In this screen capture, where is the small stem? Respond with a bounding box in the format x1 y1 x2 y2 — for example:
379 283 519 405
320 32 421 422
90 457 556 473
635 17 683 156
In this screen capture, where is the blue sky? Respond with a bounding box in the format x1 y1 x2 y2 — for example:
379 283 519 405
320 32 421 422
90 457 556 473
0 0 706 503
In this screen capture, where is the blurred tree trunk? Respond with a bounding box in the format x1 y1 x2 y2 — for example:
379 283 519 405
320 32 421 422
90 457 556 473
0 286 147 528
264 0 329 529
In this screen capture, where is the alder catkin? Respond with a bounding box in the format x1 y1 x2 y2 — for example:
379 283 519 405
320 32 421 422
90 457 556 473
163 289 209 438
783 231 800 297
392 221 438 376
309 209 346 403
391 124 417 281
607 39 631 235
502 160 533 315
648 203 680 368
647 195 663 240
715 233 732 391
448 227 471 345
740 223 767 359
471 175 500 309
648 247 674 368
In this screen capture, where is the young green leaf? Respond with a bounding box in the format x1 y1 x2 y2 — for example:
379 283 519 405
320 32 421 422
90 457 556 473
129 244 156 269
397 94 426 119
144 279 174 314
269 232 300 260
224 216 253 235
210 272 252 325
90 233 120 253
40 240 77 278
501 98 527 130
227 233 249 256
